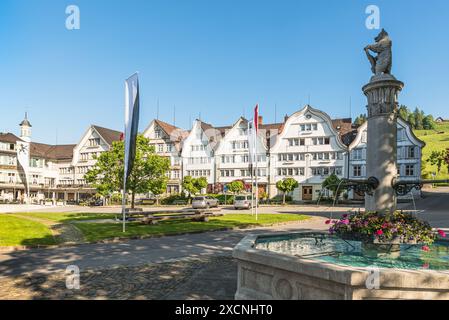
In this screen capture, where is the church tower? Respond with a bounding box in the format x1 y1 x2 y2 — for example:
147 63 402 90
19 112 32 142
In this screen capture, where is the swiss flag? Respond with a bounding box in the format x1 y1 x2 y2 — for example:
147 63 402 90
254 104 259 133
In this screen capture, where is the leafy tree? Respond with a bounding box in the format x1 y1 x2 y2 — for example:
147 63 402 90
228 180 244 194
398 105 409 122
322 173 345 201
427 150 446 176
182 176 199 199
85 135 170 208
422 115 436 130
413 108 424 130
353 114 367 126
195 177 208 193
276 178 299 205
182 176 209 201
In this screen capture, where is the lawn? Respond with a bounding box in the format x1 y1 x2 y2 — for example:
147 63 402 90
73 213 310 242
0 214 56 246
415 122 449 180
14 212 117 222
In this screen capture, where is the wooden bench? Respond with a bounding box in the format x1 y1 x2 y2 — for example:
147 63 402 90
141 212 223 225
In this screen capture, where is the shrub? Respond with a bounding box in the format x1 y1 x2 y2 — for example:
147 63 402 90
160 193 188 205
327 211 442 245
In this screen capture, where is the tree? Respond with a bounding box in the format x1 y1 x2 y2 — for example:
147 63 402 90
182 176 209 201
182 176 199 200
398 105 409 122
413 107 424 130
276 178 299 205
422 115 436 130
195 177 208 193
228 180 244 194
85 134 170 208
353 114 367 126
427 150 446 176
322 173 345 201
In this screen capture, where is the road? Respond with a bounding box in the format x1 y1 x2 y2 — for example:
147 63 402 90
0 187 447 278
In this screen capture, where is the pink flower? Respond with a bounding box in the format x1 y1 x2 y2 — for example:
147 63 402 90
382 223 389 229
341 219 350 225
422 245 430 252
342 214 348 218
422 263 429 269
438 230 447 238
375 230 383 236
325 220 331 225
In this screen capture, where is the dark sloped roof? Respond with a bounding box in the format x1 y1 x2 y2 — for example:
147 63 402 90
29 142 76 160
0 133 22 144
92 125 122 145
154 119 181 137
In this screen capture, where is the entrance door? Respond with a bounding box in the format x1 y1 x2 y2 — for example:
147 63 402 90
302 186 313 201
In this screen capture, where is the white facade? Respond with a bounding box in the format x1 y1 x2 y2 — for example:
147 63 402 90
269 105 348 201
214 117 269 190
142 120 186 193
348 117 425 198
181 120 217 191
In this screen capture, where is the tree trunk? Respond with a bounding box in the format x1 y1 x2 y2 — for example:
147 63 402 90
131 191 135 209
283 192 286 205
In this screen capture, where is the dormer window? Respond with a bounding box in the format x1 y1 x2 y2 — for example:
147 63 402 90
155 130 162 139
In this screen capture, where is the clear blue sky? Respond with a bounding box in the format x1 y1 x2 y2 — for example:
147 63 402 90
1 0 448 144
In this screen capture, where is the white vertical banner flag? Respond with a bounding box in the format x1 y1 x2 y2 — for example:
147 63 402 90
17 141 30 204
122 72 140 232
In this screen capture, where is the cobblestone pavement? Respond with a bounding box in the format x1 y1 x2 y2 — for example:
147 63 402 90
0 256 236 300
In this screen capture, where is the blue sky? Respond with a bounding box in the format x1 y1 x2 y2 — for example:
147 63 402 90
1 0 449 144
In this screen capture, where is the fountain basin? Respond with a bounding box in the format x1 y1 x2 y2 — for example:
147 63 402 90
233 231 449 300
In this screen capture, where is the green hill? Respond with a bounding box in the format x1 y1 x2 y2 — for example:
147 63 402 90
414 122 449 179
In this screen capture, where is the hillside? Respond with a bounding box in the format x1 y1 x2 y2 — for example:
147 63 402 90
414 122 449 179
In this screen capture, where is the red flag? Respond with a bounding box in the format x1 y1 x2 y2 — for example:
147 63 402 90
254 104 259 133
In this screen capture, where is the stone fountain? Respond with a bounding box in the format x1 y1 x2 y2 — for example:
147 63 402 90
232 30 449 300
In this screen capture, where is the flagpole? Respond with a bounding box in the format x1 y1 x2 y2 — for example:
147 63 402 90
122 170 126 232
248 122 254 216
254 117 258 221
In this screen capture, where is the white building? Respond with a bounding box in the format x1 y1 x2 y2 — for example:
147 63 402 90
143 119 188 194
269 105 350 201
214 117 269 193
181 120 220 193
348 117 425 199
0 116 122 204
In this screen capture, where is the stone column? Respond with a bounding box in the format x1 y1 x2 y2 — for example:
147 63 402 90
362 76 403 213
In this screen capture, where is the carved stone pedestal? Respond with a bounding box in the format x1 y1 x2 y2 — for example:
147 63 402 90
362 76 404 213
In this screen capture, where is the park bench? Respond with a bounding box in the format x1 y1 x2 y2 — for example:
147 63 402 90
141 212 223 225
124 208 222 225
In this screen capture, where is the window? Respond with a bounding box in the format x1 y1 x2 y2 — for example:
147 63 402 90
352 149 363 160
80 153 89 161
300 138 305 146
88 138 101 147
407 146 415 159
405 165 415 176
155 130 162 138
353 165 362 177
167 144 173 152
158 144 164 153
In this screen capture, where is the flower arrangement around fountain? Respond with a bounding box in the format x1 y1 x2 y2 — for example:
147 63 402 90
326 211 446 248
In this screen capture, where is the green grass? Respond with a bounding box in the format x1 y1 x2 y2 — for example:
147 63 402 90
13 212 117 222
74 213 310 242
0 214 56 246
415 123 449 179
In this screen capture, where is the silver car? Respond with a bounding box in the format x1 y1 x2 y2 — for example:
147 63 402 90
192 196 219 209
234 194 253 210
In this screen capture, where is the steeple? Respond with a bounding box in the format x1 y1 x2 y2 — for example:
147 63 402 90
19 112 32 142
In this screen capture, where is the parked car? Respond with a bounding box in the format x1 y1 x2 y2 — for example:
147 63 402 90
192 196 219 209
234 194 253 210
